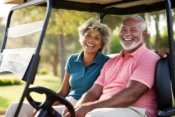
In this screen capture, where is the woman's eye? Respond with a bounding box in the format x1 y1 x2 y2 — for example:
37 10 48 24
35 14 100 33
85 34 91 38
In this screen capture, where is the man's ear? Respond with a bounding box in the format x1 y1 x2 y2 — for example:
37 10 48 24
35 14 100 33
142 30 147 39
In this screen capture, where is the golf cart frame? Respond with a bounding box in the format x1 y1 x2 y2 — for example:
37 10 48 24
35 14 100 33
1 0 175 117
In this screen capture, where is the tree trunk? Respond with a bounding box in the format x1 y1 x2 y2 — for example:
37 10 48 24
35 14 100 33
103 43 110 55
154 14 161 51
145 34 152 49
58 34 66 82
52 55 58 76
141 13 152 49
51 37 59 76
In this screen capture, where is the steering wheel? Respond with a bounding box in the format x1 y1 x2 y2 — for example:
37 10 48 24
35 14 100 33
26 86 75 117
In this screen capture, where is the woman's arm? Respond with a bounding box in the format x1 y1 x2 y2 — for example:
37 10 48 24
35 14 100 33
53 71 71 105
155 48 169 58
75 83 103 107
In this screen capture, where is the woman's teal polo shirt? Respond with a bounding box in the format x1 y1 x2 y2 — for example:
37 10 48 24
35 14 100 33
65 51 110 100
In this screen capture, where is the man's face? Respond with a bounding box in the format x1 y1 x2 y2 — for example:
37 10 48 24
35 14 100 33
119 18 146 52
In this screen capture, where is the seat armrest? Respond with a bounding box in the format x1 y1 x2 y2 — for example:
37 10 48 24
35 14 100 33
158 106 175 117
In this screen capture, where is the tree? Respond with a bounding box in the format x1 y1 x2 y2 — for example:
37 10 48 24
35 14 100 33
103 15 124 54
110 34 122 54
0 17 5 45
11 7 97 80
153 13 161 50
47 9 96 80
140 13 152 49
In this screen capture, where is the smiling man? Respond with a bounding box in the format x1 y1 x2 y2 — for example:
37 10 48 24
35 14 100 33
63 15 160 117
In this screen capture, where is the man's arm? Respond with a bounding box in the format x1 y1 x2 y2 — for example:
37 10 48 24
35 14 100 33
82 80 149 109
75 83 103 106
63 84 103 117
66 80 149 117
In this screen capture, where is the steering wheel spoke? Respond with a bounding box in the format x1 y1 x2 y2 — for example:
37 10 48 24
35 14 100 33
26 86 75 117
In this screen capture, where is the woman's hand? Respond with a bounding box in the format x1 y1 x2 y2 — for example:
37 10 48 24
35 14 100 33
155 48 169 58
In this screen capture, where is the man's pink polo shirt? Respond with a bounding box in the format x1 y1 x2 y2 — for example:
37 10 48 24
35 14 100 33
95 44 160 117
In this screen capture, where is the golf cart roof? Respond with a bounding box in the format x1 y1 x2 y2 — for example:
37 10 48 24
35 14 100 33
4 0 175 15
51 0 175 15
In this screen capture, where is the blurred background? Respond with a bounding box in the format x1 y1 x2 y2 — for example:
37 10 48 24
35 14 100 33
0 1 175 114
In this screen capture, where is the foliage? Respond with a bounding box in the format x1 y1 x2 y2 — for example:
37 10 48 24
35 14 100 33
110 34 122 54
0 78 23 86
0 17 5 45
11 6 98 76
0 75 61 111
104 15 124 31
159 26 175 50
5 5 175 76
37 68 48 75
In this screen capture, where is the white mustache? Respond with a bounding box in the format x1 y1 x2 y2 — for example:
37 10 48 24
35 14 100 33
122 37 133 41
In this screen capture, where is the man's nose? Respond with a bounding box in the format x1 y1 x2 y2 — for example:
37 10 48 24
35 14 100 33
124 31 131 36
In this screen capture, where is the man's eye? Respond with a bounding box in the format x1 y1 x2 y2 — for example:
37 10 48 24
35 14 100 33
95 37 99 40
121 29 126 33
131 30 136 32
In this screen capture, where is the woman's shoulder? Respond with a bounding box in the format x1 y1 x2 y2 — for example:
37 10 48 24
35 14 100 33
70 53 80 57
67 53 81 61
98 53 110 61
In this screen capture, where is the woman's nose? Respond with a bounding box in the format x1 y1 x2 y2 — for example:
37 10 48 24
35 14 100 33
88 37 94 42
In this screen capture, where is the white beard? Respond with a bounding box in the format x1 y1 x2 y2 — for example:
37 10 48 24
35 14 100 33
120 38 143 51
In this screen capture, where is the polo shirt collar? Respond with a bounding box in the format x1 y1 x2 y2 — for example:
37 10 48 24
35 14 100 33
92 51 103 64
130 44 147 58
75 51 83 63
118 44 147 59
75 51 102 64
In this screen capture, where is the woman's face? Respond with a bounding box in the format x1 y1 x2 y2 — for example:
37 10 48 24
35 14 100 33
82 29 102 54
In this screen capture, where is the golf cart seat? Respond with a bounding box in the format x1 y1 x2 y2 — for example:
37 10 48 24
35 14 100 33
155 56 175 117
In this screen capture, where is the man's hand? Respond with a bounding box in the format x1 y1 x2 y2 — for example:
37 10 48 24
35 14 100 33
74 105 91 117
62 107 69 117
32 109 37 117
63 104 92 117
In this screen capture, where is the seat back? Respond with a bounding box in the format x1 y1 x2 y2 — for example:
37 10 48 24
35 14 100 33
155 57 175 117
155 57 173 109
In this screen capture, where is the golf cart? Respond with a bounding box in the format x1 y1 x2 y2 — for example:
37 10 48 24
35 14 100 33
1 0 175 117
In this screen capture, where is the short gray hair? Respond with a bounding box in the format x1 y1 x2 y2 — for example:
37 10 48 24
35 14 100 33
123 15 147 30
78 18 111 52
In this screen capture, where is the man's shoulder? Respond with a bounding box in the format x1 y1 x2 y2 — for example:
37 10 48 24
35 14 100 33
141 49 160 61
145 49 160 58
107 53 119 58
104 54 120 65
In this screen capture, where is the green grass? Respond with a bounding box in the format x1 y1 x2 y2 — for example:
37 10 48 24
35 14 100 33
0 75 61 111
